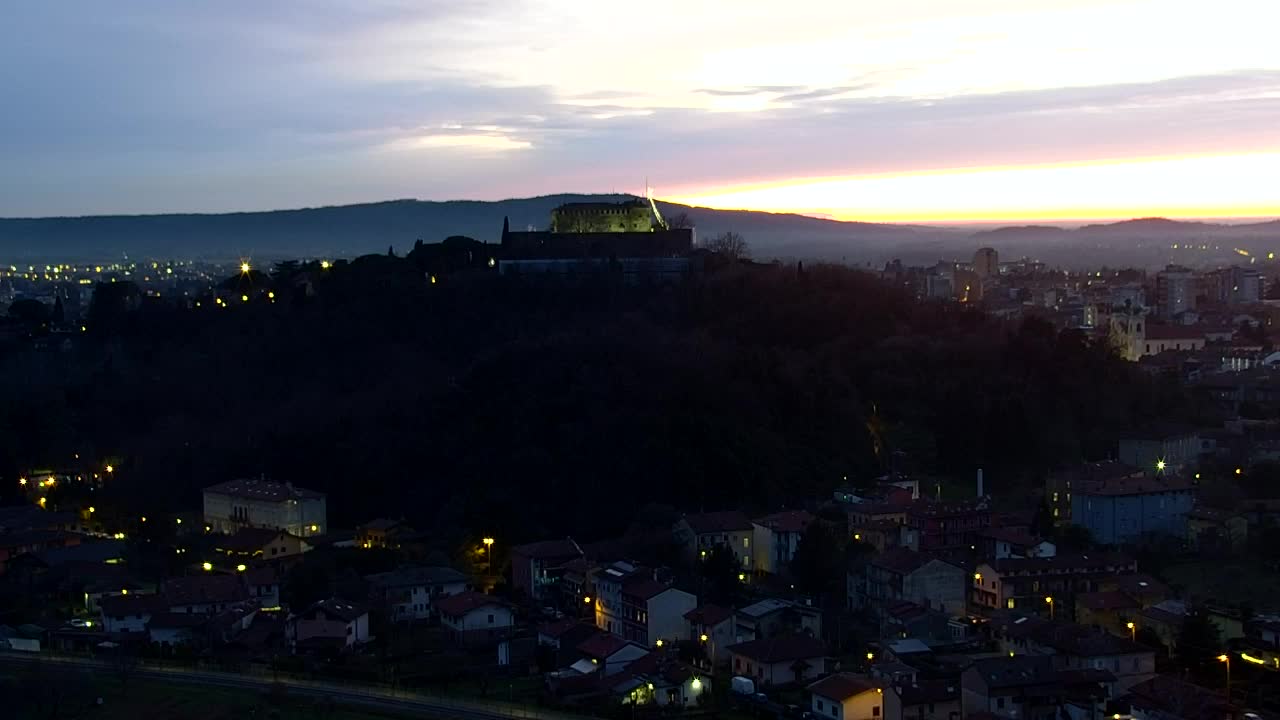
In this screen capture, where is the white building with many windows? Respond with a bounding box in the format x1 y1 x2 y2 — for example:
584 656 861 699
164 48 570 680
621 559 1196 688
203 478 326 538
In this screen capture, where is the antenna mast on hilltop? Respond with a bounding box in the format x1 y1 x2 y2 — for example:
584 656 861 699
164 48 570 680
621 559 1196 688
646 179 668 231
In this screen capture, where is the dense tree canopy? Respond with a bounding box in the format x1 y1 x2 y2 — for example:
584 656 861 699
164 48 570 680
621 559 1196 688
0 257 1201 551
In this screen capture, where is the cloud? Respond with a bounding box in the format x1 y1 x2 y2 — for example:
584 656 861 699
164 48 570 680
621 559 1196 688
693 86 806 97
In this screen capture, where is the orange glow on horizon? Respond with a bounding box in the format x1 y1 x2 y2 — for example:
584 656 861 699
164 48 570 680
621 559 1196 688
667 152 1280 224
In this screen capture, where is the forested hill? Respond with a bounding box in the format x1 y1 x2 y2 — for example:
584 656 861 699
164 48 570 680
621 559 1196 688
0 194 925 261
0 258 1206 550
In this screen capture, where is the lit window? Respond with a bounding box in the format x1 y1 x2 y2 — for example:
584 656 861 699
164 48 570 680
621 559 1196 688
1007 598 1016 609
1053 492 1059 502
1053 508 1059 517
743 537 750 549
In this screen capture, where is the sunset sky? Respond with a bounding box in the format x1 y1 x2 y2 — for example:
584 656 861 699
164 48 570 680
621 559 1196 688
3 0 1278 221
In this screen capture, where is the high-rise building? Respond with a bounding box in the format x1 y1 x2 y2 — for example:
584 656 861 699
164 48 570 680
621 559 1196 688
1154 265 1197 319
973 247 998 278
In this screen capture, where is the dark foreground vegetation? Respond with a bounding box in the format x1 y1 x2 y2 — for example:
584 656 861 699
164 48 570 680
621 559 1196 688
0 251 1203 549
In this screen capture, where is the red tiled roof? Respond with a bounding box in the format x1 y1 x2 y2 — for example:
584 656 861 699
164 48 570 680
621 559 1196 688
512 538 582 560
622 577 671 600
1144 324 1206 341
684 511 753 534
978 527 1044 547
538 618 582 639
684 604 732 627
1079 474 1194 496
577 632 631 659
990 552 1135 574
754 510 814 534
1077 591 1139 611
163 575 248 606
728 634 828 663
435 591 504 617
871 547 952 575
807 673 879 701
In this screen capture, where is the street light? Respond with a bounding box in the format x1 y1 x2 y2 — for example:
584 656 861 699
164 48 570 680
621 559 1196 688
1127 621 1136 641
482 537 494 572
1045 596 1054 620
1218 654 1230 703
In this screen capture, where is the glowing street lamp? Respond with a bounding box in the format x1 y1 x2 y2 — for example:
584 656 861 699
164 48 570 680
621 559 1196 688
105 464 114 474
202 562 213 571
1127 621 1136 641
1155 459 1166 472
700 634 709 643
1218 654 1231 703
1045 596 1055 620
240 261 251 274
236 564 247 572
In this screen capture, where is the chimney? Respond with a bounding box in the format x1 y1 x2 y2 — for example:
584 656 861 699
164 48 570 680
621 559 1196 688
977 468 985 498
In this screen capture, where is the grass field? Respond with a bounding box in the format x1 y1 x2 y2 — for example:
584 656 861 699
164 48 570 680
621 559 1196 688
9 674 417 720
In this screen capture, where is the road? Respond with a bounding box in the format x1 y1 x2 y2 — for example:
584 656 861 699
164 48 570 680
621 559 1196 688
0 651 587 720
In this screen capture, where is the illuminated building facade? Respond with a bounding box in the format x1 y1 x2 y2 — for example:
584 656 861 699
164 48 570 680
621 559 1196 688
202 478 326 538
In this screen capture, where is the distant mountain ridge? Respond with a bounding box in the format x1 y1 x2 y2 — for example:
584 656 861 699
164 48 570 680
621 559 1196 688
1 194 1277 266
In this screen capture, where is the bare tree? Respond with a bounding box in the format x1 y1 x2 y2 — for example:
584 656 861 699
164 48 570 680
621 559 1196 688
705 231 749 260
666 212 694 230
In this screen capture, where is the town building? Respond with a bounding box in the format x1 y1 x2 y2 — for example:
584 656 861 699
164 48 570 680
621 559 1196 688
244 566 282 609
734 598 823 643
570 632 649 676
213 527 311 560
883 677 961 720
971 553 1138 617
675 510 755 569
990 613 1157 691
1045 461 1146 526
752 510 814 575
727 634 830 688
365 565 468 621
1184 506 1248 551
355 518 416 550
1071 473 1195 544
906 501 991 554
163 575 250 615
436 591 514 647
202 479 326 538
552 200 653 233
977 528 1055 561
287 598 369 653
807 673 883 720
1155 265 1197 319
973 247 999 279
510 537 582 604
684 604 733 667
99 593 167 633
858 548 966 618
592 561 695 646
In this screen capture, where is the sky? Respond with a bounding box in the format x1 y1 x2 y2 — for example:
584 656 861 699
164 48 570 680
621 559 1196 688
2 0 1279 222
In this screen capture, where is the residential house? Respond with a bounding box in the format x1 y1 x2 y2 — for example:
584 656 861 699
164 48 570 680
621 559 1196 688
617 652 712 708
977 528 1056 561
99 593 167 633
355 518 414 549
365 565 467 621
287 598 369 653
147 612 208 646
727 634 830 688
685 604 734 668
961 656 1065 720
1075 592 1141 636
1185 506 1248 551
861 548 966 618
537 619 602 668
0 529 82 576
734 598 823 643
162 575 249 615
971 553 1138 617
572 632 649 676
510 538 582 603
991 613 1156 691
1123 674 1233 720
1101 574 1170 610
752 510 814 575
436 591 514 646
847 502 913 531
1136 601 1187 651
591 561 695 646
215 527 311 561
1072 474 1196 544
675 511 754 569
807 673 883 720
1045 461 1146 526
906 501 991 554
244 566 282 609
883 679 961 720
